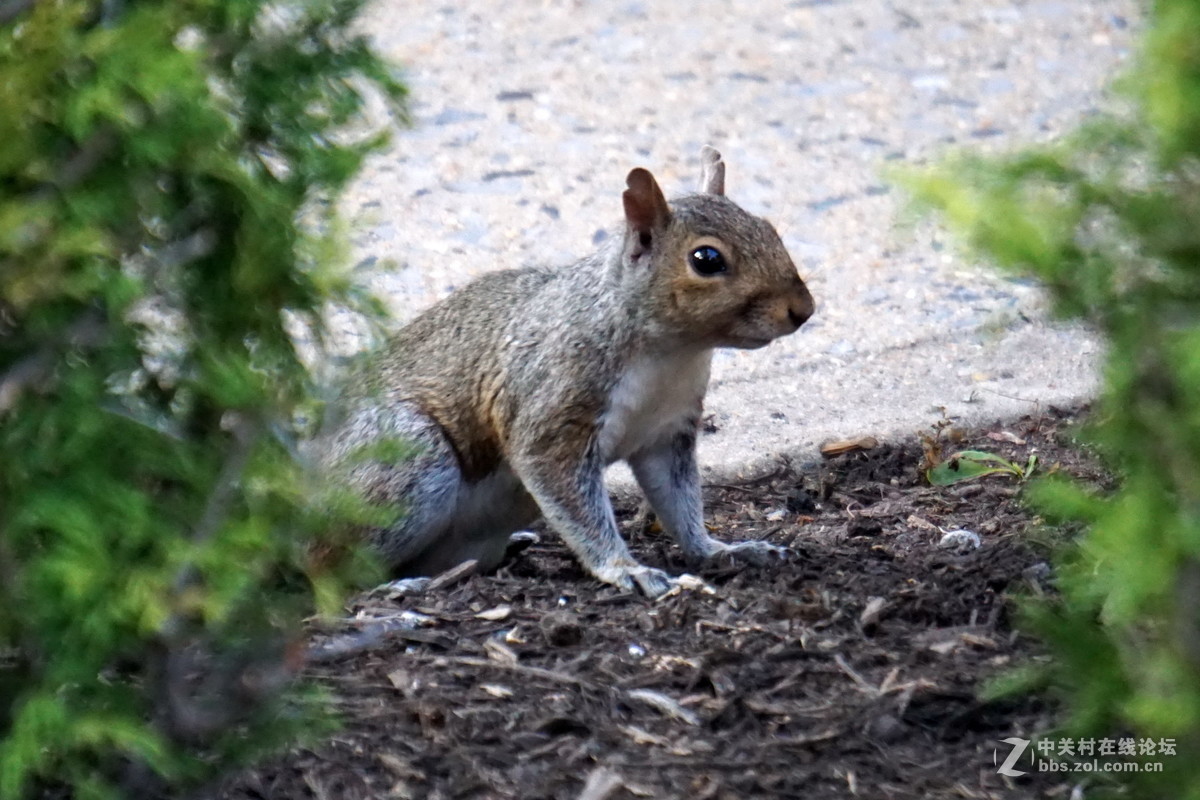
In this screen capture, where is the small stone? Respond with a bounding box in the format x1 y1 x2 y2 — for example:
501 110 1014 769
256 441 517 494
938 529 981 552
867 713 908 743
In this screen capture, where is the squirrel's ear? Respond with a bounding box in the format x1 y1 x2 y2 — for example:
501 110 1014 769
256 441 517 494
698 145 725 196
623 167 670 258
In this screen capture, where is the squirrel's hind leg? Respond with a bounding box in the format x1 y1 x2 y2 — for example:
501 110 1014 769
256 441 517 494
411 466 540 575
331 401 540 578
332 401 464 572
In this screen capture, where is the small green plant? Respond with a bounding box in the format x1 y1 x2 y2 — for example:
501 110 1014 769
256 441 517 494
0 1 405 797
926 449 1038 486
903 1 1200 795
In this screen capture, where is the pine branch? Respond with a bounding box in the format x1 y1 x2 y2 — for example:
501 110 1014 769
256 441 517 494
0 309 106 413
0 0 36 27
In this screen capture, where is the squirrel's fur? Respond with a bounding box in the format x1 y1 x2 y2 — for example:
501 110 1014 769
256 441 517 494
319 148 814 596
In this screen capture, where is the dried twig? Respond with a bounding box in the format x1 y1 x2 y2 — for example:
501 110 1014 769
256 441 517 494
190 416 259 548
307 614 438 663
762 727 846 747
425 558 479 591
834 653 879 695
403 652 599 690
625 688 700 726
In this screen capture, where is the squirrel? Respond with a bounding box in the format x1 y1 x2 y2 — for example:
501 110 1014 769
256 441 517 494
318 147 814 597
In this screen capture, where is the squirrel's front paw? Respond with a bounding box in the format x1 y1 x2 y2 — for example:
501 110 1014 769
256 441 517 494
596 563 675 598
628 565 676 598
707 539 790 567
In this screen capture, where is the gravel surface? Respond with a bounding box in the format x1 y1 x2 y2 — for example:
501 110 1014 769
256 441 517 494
336 0 1137 480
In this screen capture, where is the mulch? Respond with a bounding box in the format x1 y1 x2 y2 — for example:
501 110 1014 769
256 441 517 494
216 409 1110 800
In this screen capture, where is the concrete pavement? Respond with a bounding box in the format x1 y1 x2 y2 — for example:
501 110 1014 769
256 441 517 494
338 0 1136 481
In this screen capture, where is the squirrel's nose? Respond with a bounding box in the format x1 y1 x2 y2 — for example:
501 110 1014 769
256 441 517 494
786 285 814 330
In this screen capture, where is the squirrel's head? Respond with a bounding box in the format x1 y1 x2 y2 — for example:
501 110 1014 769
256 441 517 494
619 146 814 350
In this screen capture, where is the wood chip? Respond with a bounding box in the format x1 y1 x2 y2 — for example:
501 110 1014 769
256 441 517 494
960 632 998 649
386 668 415 694
820 436 879 458
664 573 716 597
575 767 624 800
625 689 701 726
377 752 425 781
426 559 478 591
859 596 888 628
475 604 512 621
905 514 939 532
619 724 672 747
484 637 519 666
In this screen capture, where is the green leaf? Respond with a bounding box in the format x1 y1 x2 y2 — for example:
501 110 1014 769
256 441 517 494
926 449 1023 486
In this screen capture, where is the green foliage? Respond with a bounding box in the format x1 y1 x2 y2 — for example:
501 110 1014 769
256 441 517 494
0 1 404 797
926 449 1037 486
903 1 1200 794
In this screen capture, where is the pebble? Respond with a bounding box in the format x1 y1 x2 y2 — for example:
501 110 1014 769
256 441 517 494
938 529 982 552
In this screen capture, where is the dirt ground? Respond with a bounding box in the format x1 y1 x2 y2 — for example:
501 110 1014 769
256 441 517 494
216 408 1112 800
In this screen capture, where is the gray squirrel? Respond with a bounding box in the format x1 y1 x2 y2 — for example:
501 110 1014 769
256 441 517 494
319 147 813 597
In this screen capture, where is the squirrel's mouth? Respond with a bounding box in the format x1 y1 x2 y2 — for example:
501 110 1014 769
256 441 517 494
725 335 774 350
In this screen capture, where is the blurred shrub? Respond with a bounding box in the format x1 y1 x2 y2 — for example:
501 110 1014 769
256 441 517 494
0 1 404 797
905 1 1200 795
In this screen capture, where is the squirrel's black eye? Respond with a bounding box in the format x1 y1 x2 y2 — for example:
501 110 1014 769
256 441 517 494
689 245 727 276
